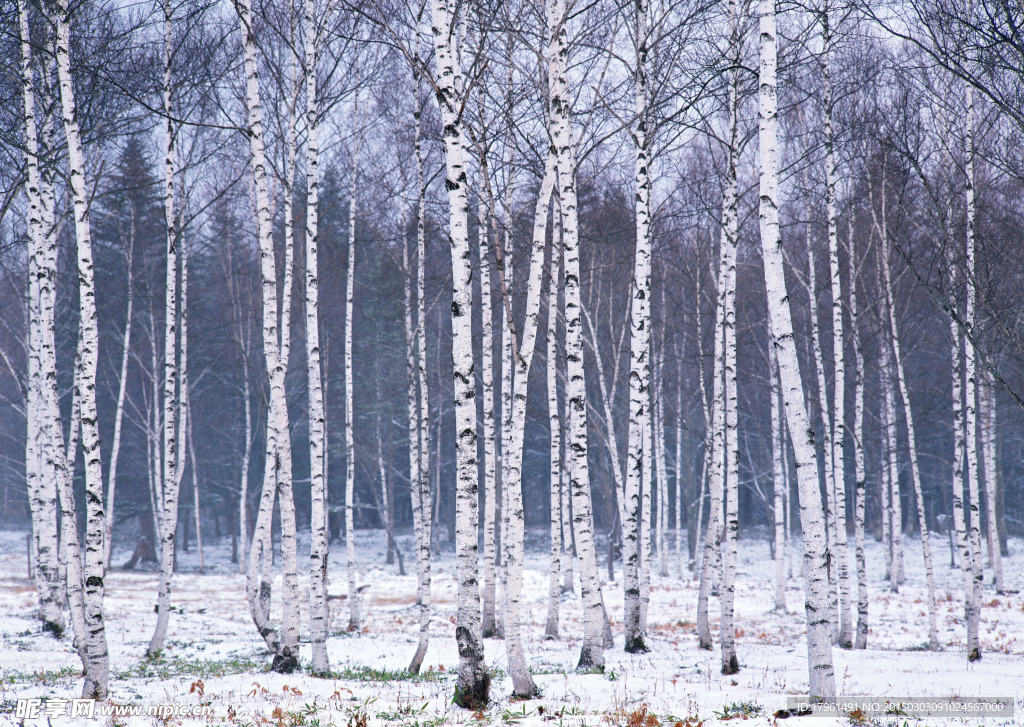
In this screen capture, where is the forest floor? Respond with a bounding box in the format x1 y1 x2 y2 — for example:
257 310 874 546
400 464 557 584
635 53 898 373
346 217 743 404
0 527 1021 726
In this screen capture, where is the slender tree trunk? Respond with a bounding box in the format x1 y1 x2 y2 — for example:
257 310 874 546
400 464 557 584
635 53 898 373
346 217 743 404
19 0 63 637
304 0 329 674
496 153 556 698
407 35 433 672
982 372 1002 592
479 194 499 637
879 230 938 649
771 346 786 612
850 220 869 650
757 0 835 699
821 10 851 648
545 208 563 641
344 103 364 632
54 0 109 695
719 16 741 669
428 0 488 704
963 83 984 660
656 370 669 579
548 0 604 671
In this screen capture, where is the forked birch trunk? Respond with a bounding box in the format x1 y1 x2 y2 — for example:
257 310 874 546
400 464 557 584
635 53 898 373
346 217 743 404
757 0 835 699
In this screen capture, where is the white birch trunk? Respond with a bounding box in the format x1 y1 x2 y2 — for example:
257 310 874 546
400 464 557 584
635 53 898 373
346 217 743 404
719 19 741 668
407 36 433 672
55 0 109 695
235 0 294 669
344 102 364 633
758 0 835 699
548 0 604 670
545 220 563 641
771 345 786 612
479 195 499 638
428 0 488 704
880 231 938 648
304 0 329 674
982 372 1002 592
149 1 180 656
821 12 851 647
19 0 63 637
499 154 556 698
656 372 669 579
963 85 984 660
849 221 869 649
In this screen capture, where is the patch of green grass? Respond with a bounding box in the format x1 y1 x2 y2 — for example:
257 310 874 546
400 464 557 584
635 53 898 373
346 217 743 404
114 654 267 680
328 666 446 683
0 665 79 686
714 701 763 720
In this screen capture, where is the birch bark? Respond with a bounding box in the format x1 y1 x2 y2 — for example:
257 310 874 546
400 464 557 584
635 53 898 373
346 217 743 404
304 0 330 675
479 194 499 638
55 0 109 695
849 220 869 649
757 0 835 699
545 218 563 641
428 0 488 704
771 345 786 612
345 101 365 633
963 84 984 660
149 0 181 656
548 0 605 671
982 372 1002 592
19 0 63 637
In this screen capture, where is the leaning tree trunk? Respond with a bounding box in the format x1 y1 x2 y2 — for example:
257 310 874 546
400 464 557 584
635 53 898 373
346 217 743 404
235 0 296 672
55 0 109 696
545 204 564 641
757 0 836 700
548 0 605 671
19 0 63 638
497 153 556 699
880 231 938 649
428 0 489 705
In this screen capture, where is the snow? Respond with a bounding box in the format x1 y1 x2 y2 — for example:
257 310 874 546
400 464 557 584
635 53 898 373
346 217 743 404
0 528 1021 726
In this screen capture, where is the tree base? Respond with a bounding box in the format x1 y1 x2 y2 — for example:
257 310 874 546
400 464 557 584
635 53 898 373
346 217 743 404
453 674 491 710
575 646 604 672
624 634 648 654
721 653 739 675
968 647 981 662
271 651 300 674
42 619 64 640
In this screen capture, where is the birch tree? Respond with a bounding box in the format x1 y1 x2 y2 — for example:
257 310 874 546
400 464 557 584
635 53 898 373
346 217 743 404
548 0 605 671
757 0 835 699
54 0 110 696
849 219 869 649
545 213 563 641
19 0 63 638
427 0 489 705
304 0 329 674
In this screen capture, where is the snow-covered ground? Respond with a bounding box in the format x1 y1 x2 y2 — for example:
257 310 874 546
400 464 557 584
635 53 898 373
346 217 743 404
1 527 1021 726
